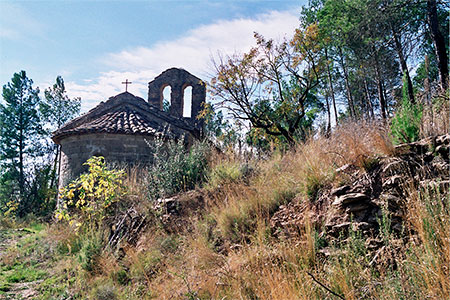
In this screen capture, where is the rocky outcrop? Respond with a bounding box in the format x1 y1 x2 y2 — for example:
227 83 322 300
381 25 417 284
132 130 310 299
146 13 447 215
270 134 449 250
153 190 206 233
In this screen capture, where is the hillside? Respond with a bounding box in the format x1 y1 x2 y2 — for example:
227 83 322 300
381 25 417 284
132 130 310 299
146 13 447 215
1 122 449 300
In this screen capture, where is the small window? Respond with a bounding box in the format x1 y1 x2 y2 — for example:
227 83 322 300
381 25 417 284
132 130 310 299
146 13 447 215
162 85 172 112
183 86 192 118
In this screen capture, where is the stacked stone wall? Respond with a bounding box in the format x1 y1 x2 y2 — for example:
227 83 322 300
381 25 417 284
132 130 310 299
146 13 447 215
59 133 153 189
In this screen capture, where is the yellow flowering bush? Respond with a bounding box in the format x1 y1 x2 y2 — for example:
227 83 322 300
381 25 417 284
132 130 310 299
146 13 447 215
55 156 126 227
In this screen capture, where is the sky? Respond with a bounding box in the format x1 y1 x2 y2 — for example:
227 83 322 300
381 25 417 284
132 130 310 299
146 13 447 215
0 0 307 112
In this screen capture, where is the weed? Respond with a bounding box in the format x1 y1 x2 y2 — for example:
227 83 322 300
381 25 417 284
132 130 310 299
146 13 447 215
78 231 104 273
147 139 210 200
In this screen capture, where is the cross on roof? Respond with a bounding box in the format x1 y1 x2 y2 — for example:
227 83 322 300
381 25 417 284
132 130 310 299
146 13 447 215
121 79 132 92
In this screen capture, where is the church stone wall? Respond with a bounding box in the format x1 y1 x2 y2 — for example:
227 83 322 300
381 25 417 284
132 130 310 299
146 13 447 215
59 133 154 189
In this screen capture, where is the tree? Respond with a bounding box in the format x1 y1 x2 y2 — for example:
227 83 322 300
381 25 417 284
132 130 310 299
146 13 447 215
199 102 239 149
40 76 80 190
426 0 449 90
0 71 42 216
210 25 324 146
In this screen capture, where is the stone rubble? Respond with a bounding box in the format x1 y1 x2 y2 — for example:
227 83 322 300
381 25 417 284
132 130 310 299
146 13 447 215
270 134 449 252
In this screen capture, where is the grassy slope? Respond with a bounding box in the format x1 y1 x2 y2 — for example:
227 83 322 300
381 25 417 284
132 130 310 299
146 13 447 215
1 122 449 300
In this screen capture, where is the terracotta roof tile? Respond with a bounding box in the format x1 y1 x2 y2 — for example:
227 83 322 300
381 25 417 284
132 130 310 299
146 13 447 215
52 92 197 143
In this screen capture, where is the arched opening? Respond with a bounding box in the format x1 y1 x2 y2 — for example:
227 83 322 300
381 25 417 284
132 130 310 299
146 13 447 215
162 85 172 112
183 86 192 118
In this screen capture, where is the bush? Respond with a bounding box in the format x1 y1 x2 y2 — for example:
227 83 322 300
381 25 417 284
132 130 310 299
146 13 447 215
391 74 423 144
56 156 126 227
147 139 209 200
391 98 423 144
207 160 243 189
91 282 117 300
78 232 103 273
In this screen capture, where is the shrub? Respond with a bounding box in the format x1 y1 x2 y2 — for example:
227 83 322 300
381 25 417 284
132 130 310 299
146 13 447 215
78 232 103 273
391 98 423 144
391 74 423 144
56 156 126 227
207 160 243 189
91 282 117 300
147 139 209 200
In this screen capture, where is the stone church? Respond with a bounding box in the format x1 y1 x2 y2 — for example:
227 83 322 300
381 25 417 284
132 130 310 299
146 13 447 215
52 68 206 188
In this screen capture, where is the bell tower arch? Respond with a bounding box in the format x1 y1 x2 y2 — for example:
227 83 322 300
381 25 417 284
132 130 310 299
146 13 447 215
148 68 206 129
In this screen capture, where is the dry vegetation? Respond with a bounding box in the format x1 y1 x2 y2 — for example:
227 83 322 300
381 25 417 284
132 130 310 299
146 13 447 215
1 101 449 300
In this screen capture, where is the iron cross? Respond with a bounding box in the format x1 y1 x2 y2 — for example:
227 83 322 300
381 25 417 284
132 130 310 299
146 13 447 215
122 79 132 92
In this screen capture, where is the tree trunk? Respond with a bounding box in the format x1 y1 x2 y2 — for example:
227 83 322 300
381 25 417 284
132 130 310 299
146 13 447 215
391 26 415 103
373 47 387 120
338 47 356 119
325 48 339 125
18 91 25 202
363 75 375 120
427 0 449 90
325 92 331 136
49 145 59 190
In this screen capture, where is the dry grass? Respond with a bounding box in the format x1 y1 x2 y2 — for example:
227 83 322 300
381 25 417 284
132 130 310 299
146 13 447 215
403 185 450 299
32 119 449 299
420 90 450 138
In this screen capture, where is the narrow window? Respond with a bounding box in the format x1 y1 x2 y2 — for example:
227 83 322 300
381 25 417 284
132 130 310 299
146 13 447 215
183 86 192 118
162 85 171 112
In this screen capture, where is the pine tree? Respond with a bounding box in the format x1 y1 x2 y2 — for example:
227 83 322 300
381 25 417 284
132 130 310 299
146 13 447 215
0 71 42 216
40 76 80 190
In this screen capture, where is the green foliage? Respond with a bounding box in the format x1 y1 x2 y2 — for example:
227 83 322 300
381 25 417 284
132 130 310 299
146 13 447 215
162 98 171 112
147 139 209 200
207 160 243 189
390 74 423 144
40 76 81 202
78 232 103 273
112 269 129 285
211 26 323 146
57 156 126 227
200 102 239 149
40 76 80 131
0 71 43 217
413 55 440 90
4 264 47 284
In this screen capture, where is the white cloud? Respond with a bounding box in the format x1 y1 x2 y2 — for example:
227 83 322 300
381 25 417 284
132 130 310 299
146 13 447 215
0 2 46 41
66 9 300 112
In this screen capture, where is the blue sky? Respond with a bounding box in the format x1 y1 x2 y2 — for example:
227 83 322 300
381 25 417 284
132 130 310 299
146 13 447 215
1 0 306 111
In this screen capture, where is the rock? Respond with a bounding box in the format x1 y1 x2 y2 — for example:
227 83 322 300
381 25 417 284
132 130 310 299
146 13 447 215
435 144 449 160
350 222 370 231
332 222 351 230
268 134 449 253
382 175 403 189
336 164 351 173
431 159 449 173
331 185 351 196
155 196 180 214
394 137 433 156
381 194 402 205
394 144 412 156
332 193 369 207
346 203 371 213
436 134 450 145
381 158 407 176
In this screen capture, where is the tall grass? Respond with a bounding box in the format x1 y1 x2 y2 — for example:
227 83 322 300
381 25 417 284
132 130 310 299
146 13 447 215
34 119 448 299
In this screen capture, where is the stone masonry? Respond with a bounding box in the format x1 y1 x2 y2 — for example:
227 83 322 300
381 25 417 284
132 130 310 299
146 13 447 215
148 68 206 130
53 68 206 189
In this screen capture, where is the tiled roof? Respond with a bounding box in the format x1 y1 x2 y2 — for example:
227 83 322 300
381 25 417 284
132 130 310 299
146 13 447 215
52 92 196 143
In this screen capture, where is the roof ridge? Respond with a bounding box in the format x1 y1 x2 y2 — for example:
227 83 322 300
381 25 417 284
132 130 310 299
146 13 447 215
52 92 196 144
